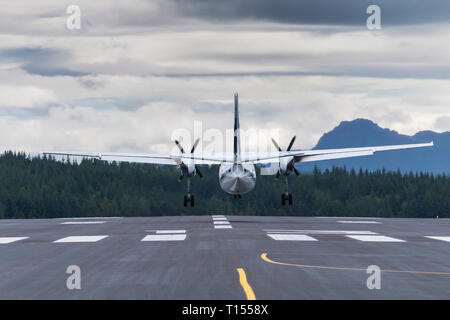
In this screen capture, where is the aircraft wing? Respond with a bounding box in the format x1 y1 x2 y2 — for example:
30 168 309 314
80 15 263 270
42 141 433 165
41 150 227 165
239 141 434 164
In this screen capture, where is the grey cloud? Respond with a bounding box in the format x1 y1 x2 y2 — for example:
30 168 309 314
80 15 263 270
173 0 450 26
153 66 450 80
434 116 450 131
0 47 88 77
70 97 147 112
0 107 50 119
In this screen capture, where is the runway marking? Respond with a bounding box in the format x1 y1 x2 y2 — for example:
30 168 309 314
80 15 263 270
54 235 108 243
267 234 318 241
214 225 232 229
263 229 378 235
142 234 186 241
236 268 256 300
346 235 405 242
261 253 450 275
212 215 232 229
61 221 106 225
156 230 186 234
214 221 230 225
425 236 450 243
0 237 29 244
58 217 122 219
337 221 381 224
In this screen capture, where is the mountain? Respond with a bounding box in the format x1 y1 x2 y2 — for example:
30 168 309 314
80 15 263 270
296 119 450 174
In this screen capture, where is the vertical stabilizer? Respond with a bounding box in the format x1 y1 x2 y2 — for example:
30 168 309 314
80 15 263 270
233 93 241 164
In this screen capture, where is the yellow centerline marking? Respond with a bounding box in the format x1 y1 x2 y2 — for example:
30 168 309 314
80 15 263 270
261 253 450 275
236 268 256 300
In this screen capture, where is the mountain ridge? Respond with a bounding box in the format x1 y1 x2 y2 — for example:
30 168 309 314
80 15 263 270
297 118 449 174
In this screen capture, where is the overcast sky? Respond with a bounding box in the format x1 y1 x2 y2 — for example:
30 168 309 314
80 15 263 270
1 0 449 154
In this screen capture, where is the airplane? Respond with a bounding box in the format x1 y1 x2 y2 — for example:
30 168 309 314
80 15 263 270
43 93 433 207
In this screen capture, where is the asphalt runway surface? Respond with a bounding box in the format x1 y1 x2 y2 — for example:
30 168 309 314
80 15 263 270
0 215 449 299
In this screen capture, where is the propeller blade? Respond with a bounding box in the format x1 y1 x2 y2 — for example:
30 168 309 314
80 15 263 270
174 140 185 153
274 170 280 181
271 138 282 152
287 136 296 151
190 138 200 153
293 166 301 177
195 166 204 180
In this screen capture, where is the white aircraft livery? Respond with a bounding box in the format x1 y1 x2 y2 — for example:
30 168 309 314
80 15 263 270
43 93 433 207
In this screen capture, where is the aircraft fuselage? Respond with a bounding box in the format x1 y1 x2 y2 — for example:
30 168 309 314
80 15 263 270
219 163 256 195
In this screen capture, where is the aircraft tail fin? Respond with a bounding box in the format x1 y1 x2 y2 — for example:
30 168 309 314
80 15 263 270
233 93 241 164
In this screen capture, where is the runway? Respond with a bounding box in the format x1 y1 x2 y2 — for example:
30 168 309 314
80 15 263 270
0 215 449 299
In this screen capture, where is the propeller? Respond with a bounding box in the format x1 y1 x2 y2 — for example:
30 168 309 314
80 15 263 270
271 135 301 177
174 138 204 180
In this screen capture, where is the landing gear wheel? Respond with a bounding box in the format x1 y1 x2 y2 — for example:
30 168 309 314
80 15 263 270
183 195 188 207
190 195 195 207
281 193 286 205
288 193 293 205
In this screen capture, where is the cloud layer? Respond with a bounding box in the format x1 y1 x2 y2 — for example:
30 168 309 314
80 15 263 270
0 0 449 155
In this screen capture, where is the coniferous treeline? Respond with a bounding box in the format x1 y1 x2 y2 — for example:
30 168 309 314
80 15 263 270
0 151 448 219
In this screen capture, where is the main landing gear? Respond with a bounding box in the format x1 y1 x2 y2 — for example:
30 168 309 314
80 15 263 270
182 176 195 207
281 192 293 206
174 138 203 208
184 194 195 207
281 175 293 206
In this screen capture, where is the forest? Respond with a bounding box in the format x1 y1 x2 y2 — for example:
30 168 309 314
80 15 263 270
0 151 448 219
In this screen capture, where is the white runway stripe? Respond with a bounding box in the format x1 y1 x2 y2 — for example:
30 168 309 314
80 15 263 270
58 217 122 219
141 234 186 241
268 234 318 241
156 230 186 234
212 215 232 229
346 235 405 242
213 221 230 225
425 236 450 242
337 221 381 224
54 236 108 243
214 225 232 229
61 221 106 225
0 237 29 244
263 230 378 235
